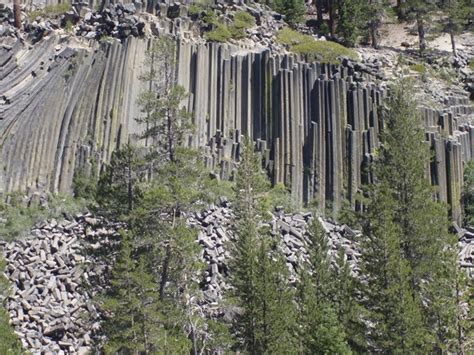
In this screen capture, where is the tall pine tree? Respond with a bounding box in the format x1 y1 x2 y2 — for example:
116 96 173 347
296 216 352 354
359 78 460 352
230 137 298 353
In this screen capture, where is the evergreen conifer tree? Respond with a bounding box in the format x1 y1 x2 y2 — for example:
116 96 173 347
230 137 298 353
402 0 438 51
101 231 190 354
296 216 352 354
271 0 306 26
359 78 461 352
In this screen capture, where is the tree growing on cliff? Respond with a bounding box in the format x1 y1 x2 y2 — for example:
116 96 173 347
230 138 298 353
137 36 192 163
401 0 438 51
358 78 461 352
96 144 146 220
270 0 306 26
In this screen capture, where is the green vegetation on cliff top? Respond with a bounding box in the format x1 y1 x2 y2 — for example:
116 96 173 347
276 28 359 64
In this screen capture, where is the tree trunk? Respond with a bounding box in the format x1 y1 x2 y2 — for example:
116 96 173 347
167 109 174 163
416 14 427 52
450 31 457 56
159 208 176 301
316 0 324 26
13 0 21 29
127 148 134 213
370 22 379 49
396 0 407 19
159 243 171 301
328 0 336 34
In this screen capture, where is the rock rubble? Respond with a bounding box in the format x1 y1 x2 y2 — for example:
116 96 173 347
1 203 474 353
1 214 121 354
191 202 361 318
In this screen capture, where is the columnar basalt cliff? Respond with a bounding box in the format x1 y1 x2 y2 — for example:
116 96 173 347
1 33 473 221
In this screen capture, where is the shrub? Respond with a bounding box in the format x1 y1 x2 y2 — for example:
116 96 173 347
228 11 255 39
276 28 359 64
234 11 255 28
203 9 219 25
409 63 427 74
205 23 232 42
28 2 71 20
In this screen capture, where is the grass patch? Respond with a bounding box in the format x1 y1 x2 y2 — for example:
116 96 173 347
0 192 90 241
276 28 359 64
28 2 71 21
409 63 427 74
469 61 474 70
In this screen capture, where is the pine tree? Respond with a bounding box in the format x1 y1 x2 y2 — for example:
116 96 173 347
359 180 430 352
337 0 370 46
97 34 229 353
136 36 191 163
402 0 438 51
96 144 146 220
296 216 352 354
334 249 366 351
441 0 472 55
271 0 306 26
230 137 298 353
359 78 461 352
101 231 190 354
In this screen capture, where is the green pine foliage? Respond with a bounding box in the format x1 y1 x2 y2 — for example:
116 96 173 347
230 138 298 353
96 35 232 353
337 0 370 46
96 144 146 220
463 160 474 225
296 216 352 354
358 78 462 352
101 232 188 354
270 0 306 26
441 0 473 55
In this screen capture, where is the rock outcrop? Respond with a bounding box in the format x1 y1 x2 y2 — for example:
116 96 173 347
1 32 473 222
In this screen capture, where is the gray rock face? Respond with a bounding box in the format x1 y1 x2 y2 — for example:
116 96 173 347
0 31 473 222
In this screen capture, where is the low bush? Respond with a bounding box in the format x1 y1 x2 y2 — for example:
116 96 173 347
28 2 71 21
205 10 255 42
409 63 427 74
205 23 232 42
277 28 359 64
228 11 255 39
